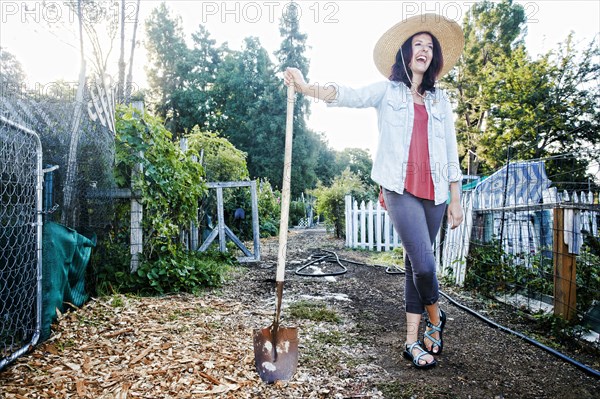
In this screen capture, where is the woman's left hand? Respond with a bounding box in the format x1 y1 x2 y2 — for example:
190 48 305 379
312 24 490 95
447 201 464 229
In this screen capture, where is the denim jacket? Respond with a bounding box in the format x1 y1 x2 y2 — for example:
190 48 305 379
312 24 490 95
327 80 462 205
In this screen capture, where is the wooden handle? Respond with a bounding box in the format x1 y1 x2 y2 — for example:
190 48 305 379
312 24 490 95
276 84 295 283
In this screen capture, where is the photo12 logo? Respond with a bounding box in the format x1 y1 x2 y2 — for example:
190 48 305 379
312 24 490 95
200 1 340 24
401 1 539 23
0 1 140 24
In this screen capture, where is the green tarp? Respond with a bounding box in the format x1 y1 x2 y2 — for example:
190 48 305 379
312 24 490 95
41 222 95 341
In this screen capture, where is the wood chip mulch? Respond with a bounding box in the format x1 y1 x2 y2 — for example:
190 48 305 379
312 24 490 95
1 287 384 398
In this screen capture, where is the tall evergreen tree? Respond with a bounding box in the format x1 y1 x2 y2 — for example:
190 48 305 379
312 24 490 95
212 37 287 187
313 142 338 187
273 0 326 196
181 24 221 131
274 0 310 118
145 3 220 136
145 3 189 134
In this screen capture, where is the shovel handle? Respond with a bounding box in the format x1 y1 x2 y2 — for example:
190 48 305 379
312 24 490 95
276 84 295 283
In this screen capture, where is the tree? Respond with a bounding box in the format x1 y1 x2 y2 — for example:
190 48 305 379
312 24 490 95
446 0 527 175
211 37 286 186
186 127 249 183
479 35 600 183
187 25 221 131
145 2 189 134
43 1 142 104
145 3 221 137
313 142 338 187
62 0 120 78
310 169 367 238
117 0 126 102
274 0 310 118
335 148 375 190
0 48 26 87
273 1 325 196
124 0 142 103
143 2 331 196
476 45 551 169
447 0 599 185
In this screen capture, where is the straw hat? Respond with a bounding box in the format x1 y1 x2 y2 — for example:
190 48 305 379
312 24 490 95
373 13 464 79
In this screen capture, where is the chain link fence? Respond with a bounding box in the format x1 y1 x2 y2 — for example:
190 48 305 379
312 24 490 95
441 156 600 349
0 75 118 369
2 77 117 232
0 116 43 370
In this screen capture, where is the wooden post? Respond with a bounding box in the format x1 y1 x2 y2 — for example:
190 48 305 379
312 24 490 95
130 101 144 273
552 207 577 321
216 186 226 252
250 180 260 260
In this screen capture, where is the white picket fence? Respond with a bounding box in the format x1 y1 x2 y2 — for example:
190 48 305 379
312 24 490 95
344 194 445 274
344 188 599 286
344 195 401 251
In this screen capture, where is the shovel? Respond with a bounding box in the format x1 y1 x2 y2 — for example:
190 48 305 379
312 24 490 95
253 84 299 383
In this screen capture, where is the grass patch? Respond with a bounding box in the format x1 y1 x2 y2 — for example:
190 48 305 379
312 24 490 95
109 294 124 308
314 330 344 345
371 246 404 266
289 301 341 323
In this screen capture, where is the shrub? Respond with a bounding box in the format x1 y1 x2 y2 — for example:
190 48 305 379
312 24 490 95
127 250 236 295
289 200 307 227
257 179 281 237
464 240 513 294
103 105 230 295
310 169 368 238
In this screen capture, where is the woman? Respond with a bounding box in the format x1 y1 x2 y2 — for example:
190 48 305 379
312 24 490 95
284 13 464 369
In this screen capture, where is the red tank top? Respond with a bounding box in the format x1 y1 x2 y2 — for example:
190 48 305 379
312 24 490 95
404 103 434 200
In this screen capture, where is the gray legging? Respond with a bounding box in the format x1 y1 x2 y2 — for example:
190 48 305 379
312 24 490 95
382 188 446 314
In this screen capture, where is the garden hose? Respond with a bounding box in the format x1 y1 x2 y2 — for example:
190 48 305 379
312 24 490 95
328 255 405 275
295 249 406 277
292 249 598 378
295 250 348 277
439 289 600 379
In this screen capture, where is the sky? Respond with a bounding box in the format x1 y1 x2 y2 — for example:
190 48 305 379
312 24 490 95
1 0 599 155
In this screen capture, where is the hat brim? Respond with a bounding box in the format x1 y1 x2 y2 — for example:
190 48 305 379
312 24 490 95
373 13 464 80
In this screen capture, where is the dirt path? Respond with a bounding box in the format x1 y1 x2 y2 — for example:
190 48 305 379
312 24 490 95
1 228 598 398
251 228 599 398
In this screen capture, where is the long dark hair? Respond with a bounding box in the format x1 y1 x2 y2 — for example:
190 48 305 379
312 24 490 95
389 32 443 94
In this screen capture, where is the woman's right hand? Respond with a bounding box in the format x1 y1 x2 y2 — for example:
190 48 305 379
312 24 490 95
284 67 306 92
283 67 337 102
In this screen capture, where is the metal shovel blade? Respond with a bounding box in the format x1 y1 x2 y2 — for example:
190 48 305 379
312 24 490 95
253 324 299 383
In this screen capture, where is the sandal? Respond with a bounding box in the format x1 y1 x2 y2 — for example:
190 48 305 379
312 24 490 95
423 308 446 355
403 340 437 369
